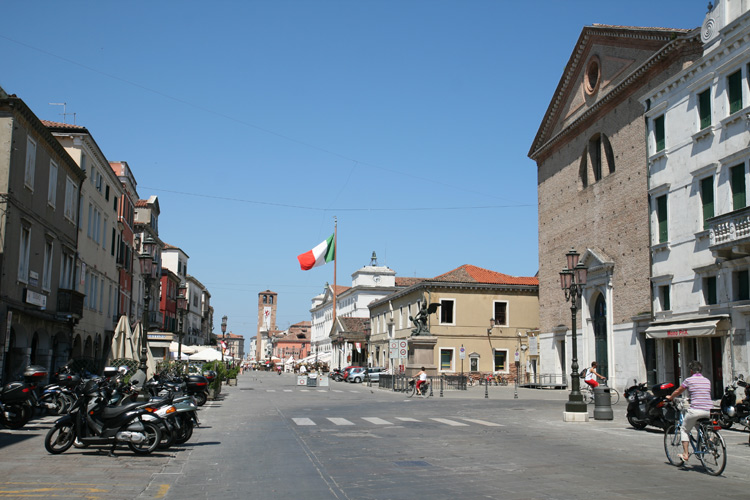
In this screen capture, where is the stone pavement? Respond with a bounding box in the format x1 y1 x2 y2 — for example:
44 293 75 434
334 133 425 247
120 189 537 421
1 372 749 499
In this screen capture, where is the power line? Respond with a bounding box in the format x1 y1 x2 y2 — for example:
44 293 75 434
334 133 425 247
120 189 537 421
139 186 534 212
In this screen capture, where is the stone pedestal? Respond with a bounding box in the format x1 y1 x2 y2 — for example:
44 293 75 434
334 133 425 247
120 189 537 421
406 335 438 377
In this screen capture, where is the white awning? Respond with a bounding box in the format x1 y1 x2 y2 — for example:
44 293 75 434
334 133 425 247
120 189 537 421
645 319 724 339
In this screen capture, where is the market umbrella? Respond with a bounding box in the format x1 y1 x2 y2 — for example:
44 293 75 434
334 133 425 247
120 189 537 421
109 315 136 361
188 348 223 361
130 322 156 375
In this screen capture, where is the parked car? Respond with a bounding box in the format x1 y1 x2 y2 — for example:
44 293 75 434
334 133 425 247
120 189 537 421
364 367 386 382
338 366 357 382
346 367 367 383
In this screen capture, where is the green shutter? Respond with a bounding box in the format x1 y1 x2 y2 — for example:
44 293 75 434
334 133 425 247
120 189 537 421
699 89 711 129
701 176 714 229
707 276 717 305
728 70 743 115
732 164 746 210
740 271 750 301
654 115 665 152
657 195 668 243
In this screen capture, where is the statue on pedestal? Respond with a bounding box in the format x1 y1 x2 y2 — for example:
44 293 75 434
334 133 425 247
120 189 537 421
410 302 441 336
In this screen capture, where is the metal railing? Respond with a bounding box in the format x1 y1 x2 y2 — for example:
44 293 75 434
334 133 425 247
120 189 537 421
378 374 467 392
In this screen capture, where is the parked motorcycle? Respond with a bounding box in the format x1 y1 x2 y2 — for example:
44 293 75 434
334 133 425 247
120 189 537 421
44 378 162 456
329 369 344 382
0 365 49 429
717 374 750 430
625 379 676 430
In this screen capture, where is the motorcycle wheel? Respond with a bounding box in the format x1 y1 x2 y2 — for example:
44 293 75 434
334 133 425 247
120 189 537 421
0 403 30 429
194 391 207 407
45 394 67 416
128 422 161 455
44 424 75 454
627 413 648 430
173 417 194 444
157 422 174 450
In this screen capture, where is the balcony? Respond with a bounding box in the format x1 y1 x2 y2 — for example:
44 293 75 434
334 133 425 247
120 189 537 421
708 206 750 259
57 288 85 318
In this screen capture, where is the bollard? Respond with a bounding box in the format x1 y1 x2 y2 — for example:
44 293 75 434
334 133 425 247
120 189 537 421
429 377 434 397
593 384 614 420
440 375 444 397
485 377 489 398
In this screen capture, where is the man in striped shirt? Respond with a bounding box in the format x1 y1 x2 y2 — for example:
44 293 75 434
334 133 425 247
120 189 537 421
666 360 712 463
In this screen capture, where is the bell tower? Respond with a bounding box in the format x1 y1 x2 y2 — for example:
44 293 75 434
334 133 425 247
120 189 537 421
257 290 278 362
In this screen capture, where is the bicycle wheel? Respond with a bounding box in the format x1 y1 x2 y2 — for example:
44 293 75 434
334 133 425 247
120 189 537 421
664 425 684 466
697 427 726 476
581 388 593 405
609 387 620 405
407 383 416 398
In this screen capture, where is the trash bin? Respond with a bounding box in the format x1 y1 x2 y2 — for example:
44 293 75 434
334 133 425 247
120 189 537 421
306 375 318 387
593 385 614 420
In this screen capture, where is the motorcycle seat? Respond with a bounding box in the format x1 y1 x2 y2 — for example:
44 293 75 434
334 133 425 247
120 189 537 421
101 401 143 419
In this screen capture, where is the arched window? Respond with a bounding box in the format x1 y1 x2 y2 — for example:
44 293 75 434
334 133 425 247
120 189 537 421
580 133 616 187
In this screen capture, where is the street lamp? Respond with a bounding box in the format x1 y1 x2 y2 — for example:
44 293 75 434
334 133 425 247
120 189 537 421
176 283 188 371
221 315 228 363
560 247 588 417
138 235 157 375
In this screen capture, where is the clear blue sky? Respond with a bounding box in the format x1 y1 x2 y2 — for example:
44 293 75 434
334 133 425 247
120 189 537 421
1 1 704 336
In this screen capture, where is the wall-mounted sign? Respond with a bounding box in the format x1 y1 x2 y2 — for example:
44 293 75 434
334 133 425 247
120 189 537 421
24 289 47 309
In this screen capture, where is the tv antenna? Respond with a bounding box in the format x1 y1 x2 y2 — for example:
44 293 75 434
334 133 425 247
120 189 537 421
49 102 76 125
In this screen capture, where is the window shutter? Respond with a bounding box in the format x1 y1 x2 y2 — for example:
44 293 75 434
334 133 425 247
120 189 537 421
728 70 743 114
657 195 668 243
654 115 665 152
732 164 746 210
699 89 711 129
701 177 714 229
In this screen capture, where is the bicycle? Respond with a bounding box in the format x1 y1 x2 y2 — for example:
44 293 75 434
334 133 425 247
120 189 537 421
663 399 726 476
407 379 431 398
580 380 620 405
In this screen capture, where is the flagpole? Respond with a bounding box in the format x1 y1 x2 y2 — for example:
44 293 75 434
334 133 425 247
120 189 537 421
333 216 337 323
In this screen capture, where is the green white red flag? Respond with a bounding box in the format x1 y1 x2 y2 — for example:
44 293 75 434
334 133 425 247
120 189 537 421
297 234 336 270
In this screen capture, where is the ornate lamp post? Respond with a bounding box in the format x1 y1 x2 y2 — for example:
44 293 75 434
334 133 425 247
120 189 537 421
221 315 228 364
176 283 188 370
560 247 588 417
138 235 157 375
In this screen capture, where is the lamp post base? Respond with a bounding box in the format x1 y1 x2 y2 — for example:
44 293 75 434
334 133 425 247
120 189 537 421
563 410 589 422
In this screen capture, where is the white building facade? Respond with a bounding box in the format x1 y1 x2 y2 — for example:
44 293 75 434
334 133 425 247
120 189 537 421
309 254 398 368
643 0 750 397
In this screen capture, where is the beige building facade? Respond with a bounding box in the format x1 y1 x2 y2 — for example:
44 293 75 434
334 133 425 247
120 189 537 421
369 265 538 379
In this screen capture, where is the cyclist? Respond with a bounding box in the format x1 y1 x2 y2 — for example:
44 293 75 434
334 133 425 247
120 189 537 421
415 367 428 395
583 361 606 388
666 360 712 463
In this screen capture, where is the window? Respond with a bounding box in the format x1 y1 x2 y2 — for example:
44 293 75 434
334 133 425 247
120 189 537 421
590 135 602 181
494 350 508 372
440 299 455 324
698 88 712 130
48 160 58 207
105 184 110 201
737 270 750 301
64 177 78 224
493 301 508 326
654 115 665 152
659 285 671 311
18 226 31 283
728 70 743 115
657 194 668 243
111 227 116 256
42 240 53 291
440 348 454 371
59 252 74 289
731 164 746 210
705 276 718 305
701 176 714 229
24 137 36 190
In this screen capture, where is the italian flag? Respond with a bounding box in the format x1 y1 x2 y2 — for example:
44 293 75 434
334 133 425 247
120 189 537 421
297 234 335 270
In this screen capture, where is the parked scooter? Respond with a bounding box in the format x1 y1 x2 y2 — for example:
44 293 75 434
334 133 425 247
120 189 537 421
625 379 677 430
717 374 750 430
0 365 49 429
44 378 162 456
